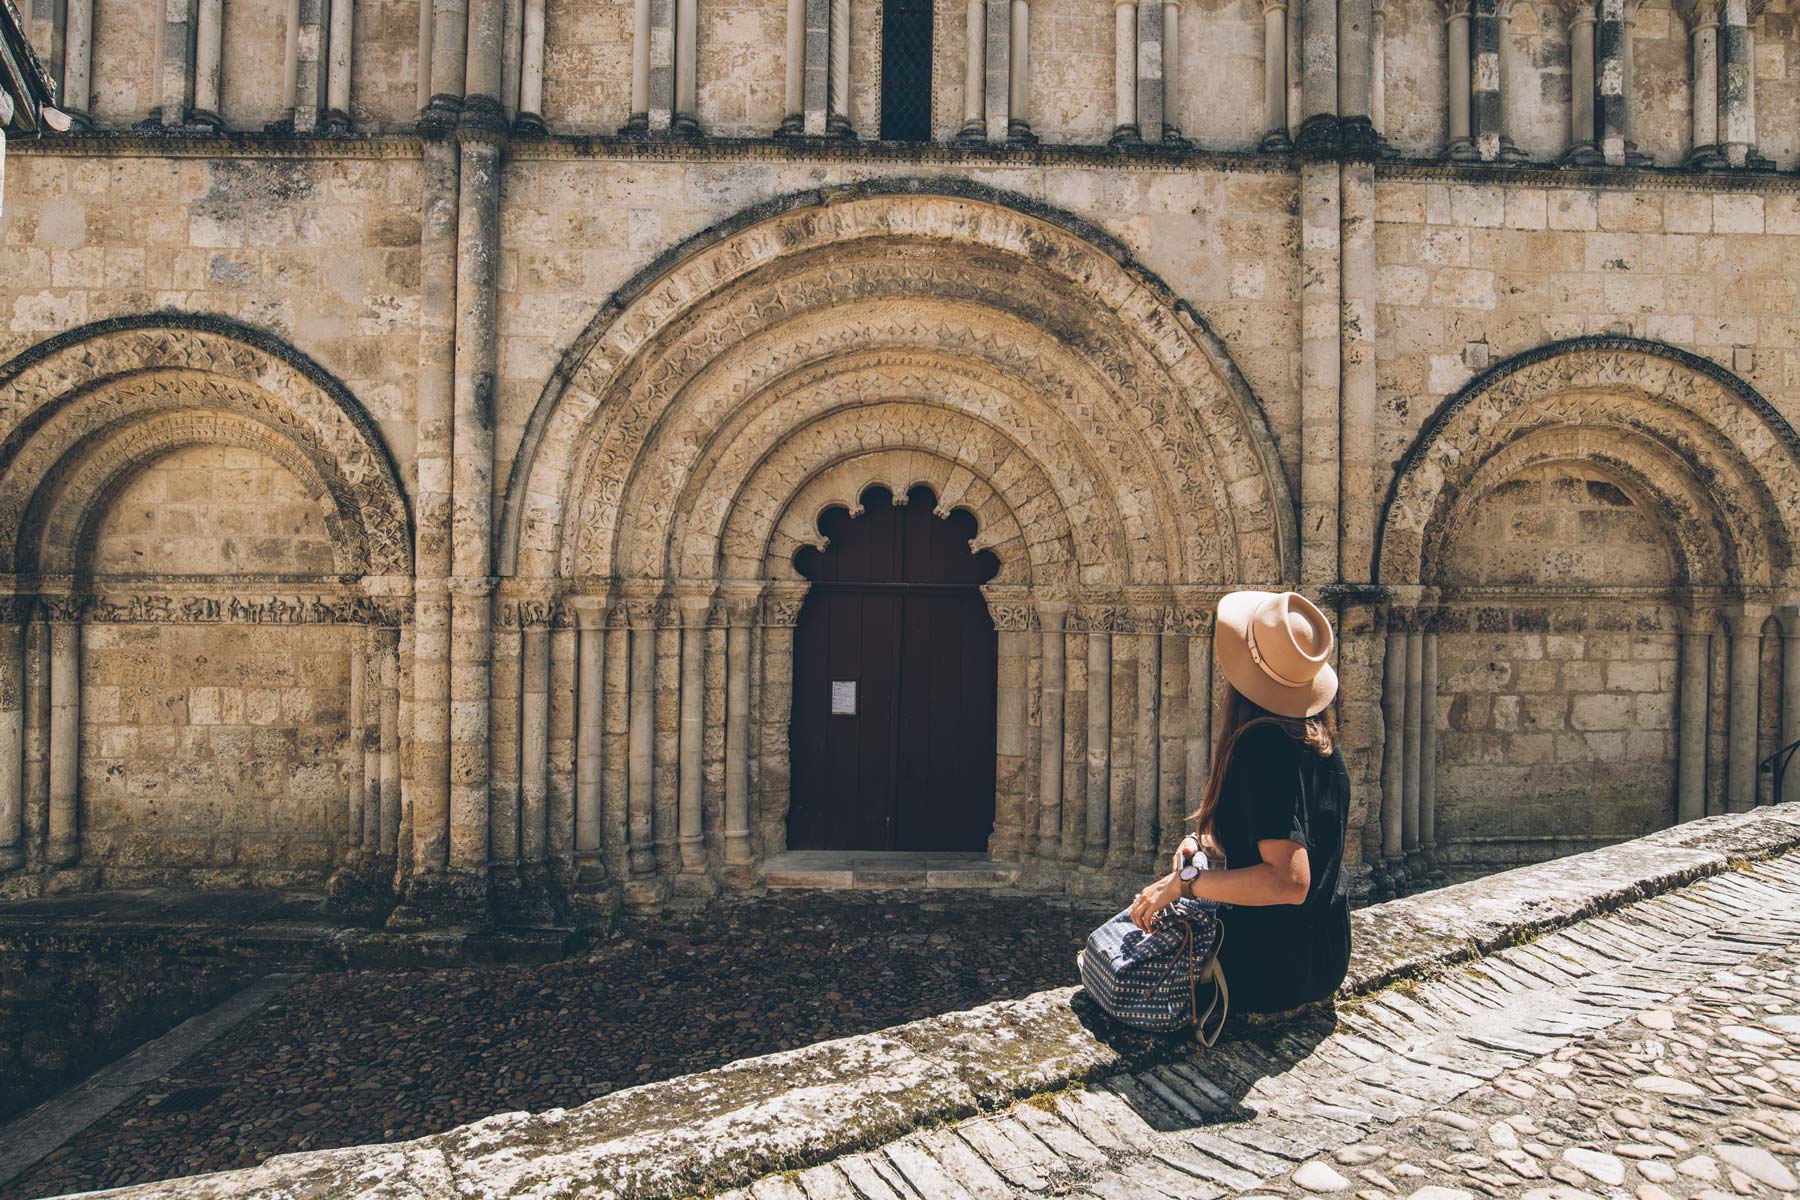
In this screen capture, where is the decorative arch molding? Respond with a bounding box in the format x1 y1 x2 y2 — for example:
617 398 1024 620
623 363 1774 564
1378 337 1800 591
500 179 1295 588
1427 424 1735 590
0 314 413 580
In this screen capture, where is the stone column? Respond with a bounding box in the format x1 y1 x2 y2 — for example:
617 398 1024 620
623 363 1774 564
1162 0 1183 141
349 632 369 861
1185 616 1213 816
1564 0 1599 162
291 0 329 131
426 0 469 121
758 587 805 861
983 0 1011 140
1419 627 1441 880
326 0 355 129
490 606 522 883
1112 0 1139 143
1339 160 1377 584
988 594 1032 863
46 601 80 867
1106 618 1137 871
1402 626 1424 879
958 0 985 139
722 594 757 866
1595 0 1625 163
625 0 652 133
1008 0 1033 141
192 0 225 129
803 0 830 134
1378 624 1406 895
1132 608 1162 858
517 0 547 132
23 622 47 872
378 626 401 862
0 616 21 872
625 594 660 882
1035 601 1067 860
1370 0 1385 139
417 0 434 111
1726 604 1766 812
1135 0 1163 143
675 0 701 135
155 0 197 127
827 0 851 136
1299 159 1341 586
1261 0 1289 148
520 611 551 877
62 0 94 126
573 599 608 882
1338 0 1373 150
362 630 382 862
1782 609 1800 807
1470 0 1501 158
1679 0 1721 164
1298 0 1337 151
1716 0 1754 166
502 0 524 122
677 592 710 879
1443 0 1474 159
1620 0 1648 162
781 0 807 133
1675 609 1709 822
548 615 577 878
1083 609 1112 869
647 0 676 132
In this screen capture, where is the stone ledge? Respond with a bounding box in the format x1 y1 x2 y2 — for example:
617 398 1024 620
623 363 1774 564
86 806 1800 1200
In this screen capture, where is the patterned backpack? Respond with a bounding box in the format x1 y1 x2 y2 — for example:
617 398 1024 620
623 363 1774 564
1078 897 1229 1043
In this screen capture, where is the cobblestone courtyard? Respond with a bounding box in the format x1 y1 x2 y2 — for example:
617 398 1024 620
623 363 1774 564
1 892 1113 1198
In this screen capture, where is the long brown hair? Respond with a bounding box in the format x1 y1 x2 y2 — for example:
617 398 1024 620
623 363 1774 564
1187 685 1337 846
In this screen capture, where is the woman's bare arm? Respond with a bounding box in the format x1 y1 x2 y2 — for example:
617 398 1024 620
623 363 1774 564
1188 838 1310 906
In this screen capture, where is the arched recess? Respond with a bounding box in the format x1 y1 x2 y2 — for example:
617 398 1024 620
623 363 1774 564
495 182 1292 898
0 315 411 891
1368 337 1800 891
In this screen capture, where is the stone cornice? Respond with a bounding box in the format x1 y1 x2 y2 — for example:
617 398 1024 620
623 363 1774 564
16 129 1800 194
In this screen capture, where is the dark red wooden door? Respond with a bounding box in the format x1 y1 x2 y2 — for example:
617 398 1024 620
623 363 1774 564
788 486 1000 852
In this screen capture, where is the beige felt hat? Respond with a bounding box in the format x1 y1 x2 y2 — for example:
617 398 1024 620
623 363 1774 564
1214 590 1338 719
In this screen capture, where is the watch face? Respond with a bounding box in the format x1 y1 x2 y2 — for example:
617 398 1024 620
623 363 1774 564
1179 865 1200 880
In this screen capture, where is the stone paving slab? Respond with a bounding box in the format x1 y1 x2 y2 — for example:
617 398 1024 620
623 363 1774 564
69 806 1800 1200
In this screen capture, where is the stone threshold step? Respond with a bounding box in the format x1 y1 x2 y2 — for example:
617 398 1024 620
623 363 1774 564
761 851 1025 889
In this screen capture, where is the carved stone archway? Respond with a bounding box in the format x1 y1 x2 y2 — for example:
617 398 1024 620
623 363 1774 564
494 183 1290 902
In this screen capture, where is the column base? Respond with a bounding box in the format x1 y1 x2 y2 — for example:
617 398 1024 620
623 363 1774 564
322 108 354 133
1259 129 1292 152
673 869 718 899
1032 834 1061 861
1109 124 1142 147
671 113 705 139
622 874 673 909
1559 143 1605 167
0 845 21 872
325 866 396 921
773 114 805 138
46 836 78 867
188 109 224 132
1441 138 1478 163
1081 846 1108 870
953 121 986 145
1293 114 1340 160
386 871 493 930
1338 115 1382 161
1685 146 1725 169
418 93 464 136
1006 120 1038 145
1160 129 1191 149
512 112 548 138
826 114 855 139
1497 136 1529 163
618 113 650 139
494 864 569 927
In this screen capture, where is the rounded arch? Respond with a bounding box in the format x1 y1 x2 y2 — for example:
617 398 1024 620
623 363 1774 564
0 314 413 579
1378 336 1800 591
499 179 1294 589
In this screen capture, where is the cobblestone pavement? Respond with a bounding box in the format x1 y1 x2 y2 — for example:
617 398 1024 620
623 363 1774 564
1 891 1110 1200
723 856 1800 1200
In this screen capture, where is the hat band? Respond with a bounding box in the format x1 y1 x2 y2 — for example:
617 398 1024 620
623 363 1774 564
1246 619 1313 689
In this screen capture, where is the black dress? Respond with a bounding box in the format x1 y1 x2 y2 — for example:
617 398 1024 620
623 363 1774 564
1210 723 1352 1013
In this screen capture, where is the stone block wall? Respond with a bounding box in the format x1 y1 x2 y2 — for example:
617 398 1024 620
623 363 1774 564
79 623 353 884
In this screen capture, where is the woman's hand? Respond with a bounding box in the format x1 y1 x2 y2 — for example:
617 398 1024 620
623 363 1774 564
1170 834 1200 875
1128 872 1186 933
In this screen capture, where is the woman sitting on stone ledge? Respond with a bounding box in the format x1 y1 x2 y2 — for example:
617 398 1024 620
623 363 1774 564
1129 590 1354 1016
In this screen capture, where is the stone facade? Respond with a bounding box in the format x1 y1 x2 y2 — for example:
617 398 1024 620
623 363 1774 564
2 0 1799 919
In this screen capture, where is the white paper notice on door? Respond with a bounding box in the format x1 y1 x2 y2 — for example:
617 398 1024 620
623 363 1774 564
830 680 857 715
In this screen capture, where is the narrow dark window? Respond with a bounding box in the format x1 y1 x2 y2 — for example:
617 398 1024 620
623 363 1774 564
880 0 934 141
